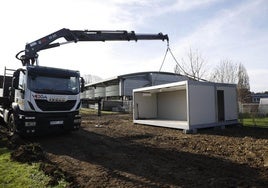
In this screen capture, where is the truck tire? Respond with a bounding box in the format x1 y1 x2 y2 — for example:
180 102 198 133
0 117 4 126
8 114 16 133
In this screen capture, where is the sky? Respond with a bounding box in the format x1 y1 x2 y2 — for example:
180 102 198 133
0 0 267 92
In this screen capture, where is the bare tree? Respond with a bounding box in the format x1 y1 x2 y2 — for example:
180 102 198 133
83 74 102 84
210 59 238 84
237 63 251 103
210 61 251 102
174 48 207 81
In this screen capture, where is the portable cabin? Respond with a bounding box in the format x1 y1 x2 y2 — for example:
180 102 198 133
259 98 268 115
133 80 238 132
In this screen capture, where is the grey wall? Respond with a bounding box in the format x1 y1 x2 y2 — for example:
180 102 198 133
134 92 157 119
188 84 216 126
157 90 187 120
217 85 238 120
123 79 149 96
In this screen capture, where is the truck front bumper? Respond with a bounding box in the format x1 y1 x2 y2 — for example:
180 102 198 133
15 111 81 135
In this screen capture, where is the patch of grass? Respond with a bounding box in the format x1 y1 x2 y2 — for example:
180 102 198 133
80 108 96 115
240 117 268 127
80 107 120 115
0 147 68 188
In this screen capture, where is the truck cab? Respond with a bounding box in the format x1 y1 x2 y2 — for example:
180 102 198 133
3 66 84 135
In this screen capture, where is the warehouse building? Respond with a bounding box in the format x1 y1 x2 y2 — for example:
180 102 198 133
81 71 189 111
133 80 238 132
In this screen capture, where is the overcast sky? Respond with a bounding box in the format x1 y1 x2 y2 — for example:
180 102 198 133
1 0 267 92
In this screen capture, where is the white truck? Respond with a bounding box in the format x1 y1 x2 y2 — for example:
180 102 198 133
0 28 168 135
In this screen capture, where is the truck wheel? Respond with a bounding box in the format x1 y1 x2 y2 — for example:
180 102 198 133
8 114 16 133
0 118 4 126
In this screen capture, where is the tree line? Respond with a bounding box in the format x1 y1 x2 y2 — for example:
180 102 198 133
174 48 251 103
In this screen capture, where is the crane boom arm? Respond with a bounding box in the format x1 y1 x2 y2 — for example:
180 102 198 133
17 28 169 66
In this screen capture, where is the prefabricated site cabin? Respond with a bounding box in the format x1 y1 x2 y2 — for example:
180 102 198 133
259 98 268 115
133 80 238 132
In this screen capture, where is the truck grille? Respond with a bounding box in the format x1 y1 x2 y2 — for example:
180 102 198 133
35 100 76 111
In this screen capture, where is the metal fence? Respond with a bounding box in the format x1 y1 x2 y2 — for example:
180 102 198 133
239 103 268 127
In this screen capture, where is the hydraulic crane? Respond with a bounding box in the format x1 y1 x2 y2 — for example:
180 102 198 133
16 28 169 66
1 28 168 135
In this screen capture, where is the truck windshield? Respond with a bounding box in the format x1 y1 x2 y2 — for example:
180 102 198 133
28 75 80 94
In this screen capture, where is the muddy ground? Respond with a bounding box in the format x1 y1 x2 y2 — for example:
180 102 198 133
2 111 268 187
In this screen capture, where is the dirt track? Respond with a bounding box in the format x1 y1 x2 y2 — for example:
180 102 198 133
33 112 268 187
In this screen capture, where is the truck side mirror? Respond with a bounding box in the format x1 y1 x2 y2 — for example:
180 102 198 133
12 71 20 89
12 69 25 92
80 77 85 93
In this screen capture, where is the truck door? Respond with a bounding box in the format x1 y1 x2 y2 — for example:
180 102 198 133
13 70 25 107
